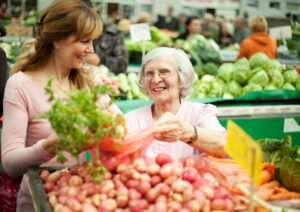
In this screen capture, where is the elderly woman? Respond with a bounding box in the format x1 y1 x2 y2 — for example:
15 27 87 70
237 16 277 60
125 47 227 160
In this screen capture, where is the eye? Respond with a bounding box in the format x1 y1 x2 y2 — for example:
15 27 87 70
81 39 91 44
159 69 170 75
145 71 154 78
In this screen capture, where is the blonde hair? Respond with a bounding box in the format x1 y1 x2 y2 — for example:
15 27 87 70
250 16 268 33
12 0 102 89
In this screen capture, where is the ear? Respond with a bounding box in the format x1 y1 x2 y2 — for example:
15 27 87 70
53 41 60 49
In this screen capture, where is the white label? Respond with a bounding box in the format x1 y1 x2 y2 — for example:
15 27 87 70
130 23 151 42
269 26 292 40
284 118 300 133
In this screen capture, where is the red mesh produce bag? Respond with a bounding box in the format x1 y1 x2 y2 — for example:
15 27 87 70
0 171 22 212
89 127 155 171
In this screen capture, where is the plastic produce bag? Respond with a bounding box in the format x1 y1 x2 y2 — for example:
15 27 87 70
89 127 155 170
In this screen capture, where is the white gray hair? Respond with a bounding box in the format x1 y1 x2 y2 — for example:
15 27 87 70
137 47 196 98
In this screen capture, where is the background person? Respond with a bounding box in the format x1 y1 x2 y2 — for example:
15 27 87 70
1 0 119 211
125 47 227 160
236 16 277 60
177 16 201 40
233 17 249 44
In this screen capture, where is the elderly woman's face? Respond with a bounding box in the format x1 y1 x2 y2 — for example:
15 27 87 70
144 57 180 104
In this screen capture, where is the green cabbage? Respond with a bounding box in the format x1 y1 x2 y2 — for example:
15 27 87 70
217 63 234 82
249 52 270 71
283 69 299 85
248 70 269 87
268 60 283 72
282 82 296 90
268 69 284 88
243 83 262 95
296 77 300 90
264 84 277 90
226 80 242 97
232 58 249 85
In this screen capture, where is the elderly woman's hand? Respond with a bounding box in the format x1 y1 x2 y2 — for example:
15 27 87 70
154 112 194 142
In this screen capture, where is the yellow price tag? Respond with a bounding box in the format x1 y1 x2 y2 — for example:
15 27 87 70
225 120 263 185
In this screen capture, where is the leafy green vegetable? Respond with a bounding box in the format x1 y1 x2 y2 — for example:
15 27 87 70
268 69 284 88
268 60 283 72
249 52 270 71
283 69 299 85
202 62 218 76
248 70 269 87
226 80 242 97
41 79 125 163
217 63 234 82
282 82 296 90
264 84 277 90
232 58 249 85
296 77 300 90
242 83 262 95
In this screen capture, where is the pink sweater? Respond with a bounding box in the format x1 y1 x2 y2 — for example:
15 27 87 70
1 72 120 211
125 100 226 160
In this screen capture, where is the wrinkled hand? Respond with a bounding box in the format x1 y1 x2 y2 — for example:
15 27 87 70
42 133 60 155
86 53 101 66
154 112 194 142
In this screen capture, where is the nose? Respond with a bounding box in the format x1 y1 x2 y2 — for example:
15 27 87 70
86 41 94 54
151 72 162 82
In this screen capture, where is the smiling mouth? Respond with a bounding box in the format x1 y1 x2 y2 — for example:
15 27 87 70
152 87 166 92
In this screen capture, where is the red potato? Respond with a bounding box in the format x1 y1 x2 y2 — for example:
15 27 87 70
68 175 83 187
77 166 89 178
57 173 71 187
140 173 151 182
81 203 98 212
126 179 140 189
103 171 112 180
91 194 101 207
148 163 160 175
70 164 81 175
182 167 198 183
200 186 215 199
155 153 173 166
146 187 160 202
100 180 115 193
185 200 202 212
58 206 73 212
81 183 96 196
155 201 167 211
44 181 55 192
202 199 211 212
58 187 68 196
129 199 147 212
164 175 178 186
133 158 147 173
155 195 167 203
84 174 92 183
172 192 183 203
150 175 162 186
66 197 82 211
117 187 129 196
48 195 57 208
116 195 128 208
168 201 182 211
160 163 174 179
183 189 194 202
137 181 151 194
48 171 61 183
214 187 228 199
128 188 142 200
66 186 78 198
182 157 195 167
173 161 183 177
224 198 235 212
40 170 50 182
47 191 57 198
58 196 67 204
99 198 117 211
116 164 127 173
171 179 187 193
178 209 190 212
194 190 206 205
53 203 63 212
211 198 225 211
108 189 117 198
159 183 170 196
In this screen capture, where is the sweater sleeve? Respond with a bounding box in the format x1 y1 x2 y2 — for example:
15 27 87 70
1 82 54 177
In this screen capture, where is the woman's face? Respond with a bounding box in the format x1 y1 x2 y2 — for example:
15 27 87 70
144 56 180 105
54 35 94 70
188 19 201 35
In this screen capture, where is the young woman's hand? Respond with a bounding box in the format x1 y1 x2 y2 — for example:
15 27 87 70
42 133 60 155
154 112 194 142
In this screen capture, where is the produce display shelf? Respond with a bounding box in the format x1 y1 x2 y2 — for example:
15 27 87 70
28 167 68 212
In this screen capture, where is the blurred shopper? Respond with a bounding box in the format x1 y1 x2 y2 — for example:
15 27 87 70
201 13 219 41
0 47 9 117
218 22 234 47
0 3 10 19
237 16 277 60
0 19 6 36
136 12 151 24
177 16 201 40
177 13 186 34
156 6 179 32
233 18 249 44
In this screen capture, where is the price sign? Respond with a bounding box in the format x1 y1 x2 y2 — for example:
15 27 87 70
269 26 292 40
225 120 262 185
130 23 151 42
